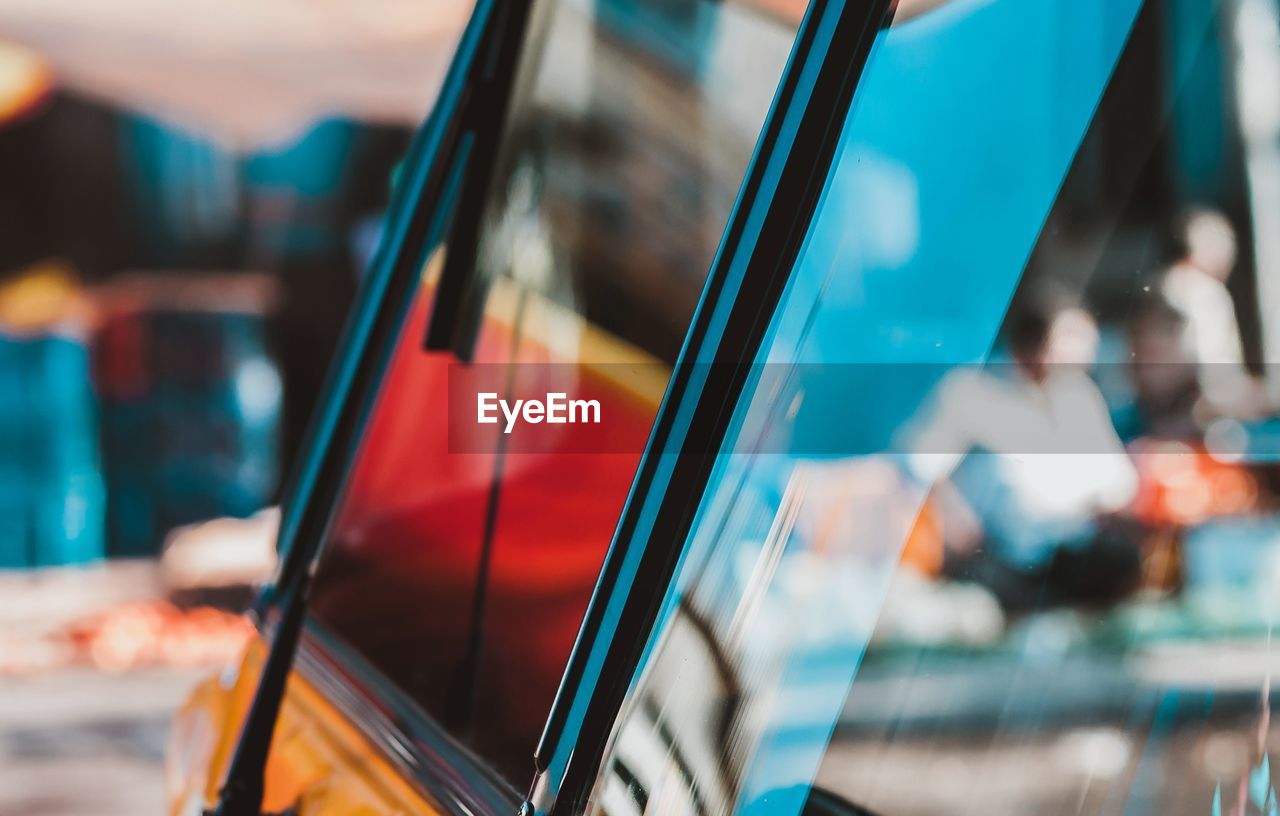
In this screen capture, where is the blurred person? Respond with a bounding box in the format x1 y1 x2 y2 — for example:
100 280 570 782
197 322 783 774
1123 284 1203 439
1159 208 1268 418
903 294 1142 612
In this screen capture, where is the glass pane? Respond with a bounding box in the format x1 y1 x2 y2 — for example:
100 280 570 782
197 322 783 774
304 0 803 784
592 0 1280 813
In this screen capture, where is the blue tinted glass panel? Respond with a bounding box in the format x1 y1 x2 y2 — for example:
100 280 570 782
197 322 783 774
590 0 1280 813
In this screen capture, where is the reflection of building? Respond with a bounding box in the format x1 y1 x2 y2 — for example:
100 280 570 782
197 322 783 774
597 604 741 816
505 0 796 362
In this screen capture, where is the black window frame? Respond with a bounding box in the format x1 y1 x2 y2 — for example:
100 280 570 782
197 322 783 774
528 0 896 812
222 1 536 812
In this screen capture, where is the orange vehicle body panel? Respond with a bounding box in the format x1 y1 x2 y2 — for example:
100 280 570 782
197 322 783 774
167 638 441 816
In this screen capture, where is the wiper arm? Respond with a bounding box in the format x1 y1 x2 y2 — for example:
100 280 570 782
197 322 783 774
206 3 532 814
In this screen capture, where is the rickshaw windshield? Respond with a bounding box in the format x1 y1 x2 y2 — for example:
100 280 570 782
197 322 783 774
303 0 806 785
589 0 1280 814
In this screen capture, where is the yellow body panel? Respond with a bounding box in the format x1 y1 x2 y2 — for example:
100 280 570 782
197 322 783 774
167 636 440 816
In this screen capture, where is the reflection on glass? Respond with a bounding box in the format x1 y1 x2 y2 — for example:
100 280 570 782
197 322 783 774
303 0 801 784
592 0 1280 814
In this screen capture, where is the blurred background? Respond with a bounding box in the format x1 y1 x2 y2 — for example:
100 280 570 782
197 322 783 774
0 2 467 812
4 0 1280 814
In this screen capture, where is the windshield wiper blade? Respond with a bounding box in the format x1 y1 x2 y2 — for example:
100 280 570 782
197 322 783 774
205 3 531 814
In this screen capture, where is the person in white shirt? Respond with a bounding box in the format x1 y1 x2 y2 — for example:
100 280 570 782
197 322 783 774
903 296 1142 611
1159 208 1267 417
